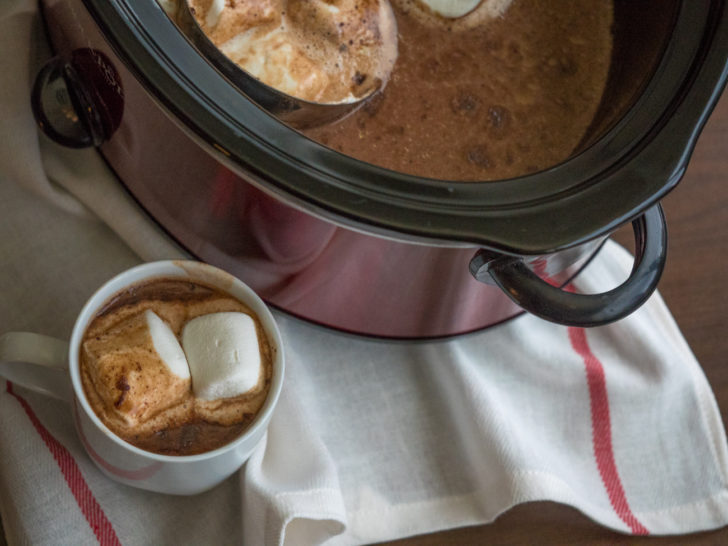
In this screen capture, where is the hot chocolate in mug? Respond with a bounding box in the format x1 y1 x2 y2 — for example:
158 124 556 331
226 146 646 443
0 260 285 495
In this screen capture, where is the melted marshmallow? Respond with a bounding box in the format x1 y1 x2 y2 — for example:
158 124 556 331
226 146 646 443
187 0 398 104
81 310 191 427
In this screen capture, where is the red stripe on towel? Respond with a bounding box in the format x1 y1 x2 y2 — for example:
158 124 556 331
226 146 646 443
6 382 122 546
567 327 649 535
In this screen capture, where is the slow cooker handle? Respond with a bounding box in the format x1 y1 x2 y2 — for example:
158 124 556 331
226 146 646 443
469 204 667 327
30 57 107 148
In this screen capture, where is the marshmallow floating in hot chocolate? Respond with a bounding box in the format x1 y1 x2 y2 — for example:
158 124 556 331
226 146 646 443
418 0 482 17
186 0 398 104
182 312 262 400
82 309 191 427
146 309 191 379
395 0 511 29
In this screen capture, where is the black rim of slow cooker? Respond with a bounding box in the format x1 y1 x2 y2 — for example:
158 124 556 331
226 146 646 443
82 0 728 255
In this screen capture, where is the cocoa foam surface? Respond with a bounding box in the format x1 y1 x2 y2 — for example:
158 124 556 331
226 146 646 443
80 278 273 456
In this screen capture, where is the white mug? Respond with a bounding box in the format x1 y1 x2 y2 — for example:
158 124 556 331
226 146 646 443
0 260 284 495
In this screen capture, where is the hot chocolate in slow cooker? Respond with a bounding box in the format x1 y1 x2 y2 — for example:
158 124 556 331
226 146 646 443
32 0 728 338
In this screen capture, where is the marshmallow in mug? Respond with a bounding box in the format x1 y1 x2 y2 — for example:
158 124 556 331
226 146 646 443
182 312 262 400
1 260 284 494
84 308 262 428
83 309 191 427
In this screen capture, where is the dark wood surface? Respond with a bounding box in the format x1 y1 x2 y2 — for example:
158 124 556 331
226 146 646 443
382 92 728 545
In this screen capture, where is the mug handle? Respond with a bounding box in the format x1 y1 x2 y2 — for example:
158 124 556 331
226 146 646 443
0 333 72 401
469 204 668 327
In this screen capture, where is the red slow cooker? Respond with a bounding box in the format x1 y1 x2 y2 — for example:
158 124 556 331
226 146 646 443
31 0 728 338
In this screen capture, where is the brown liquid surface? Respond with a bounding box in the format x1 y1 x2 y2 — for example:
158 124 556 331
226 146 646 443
80 278 273 456
304 0 614 180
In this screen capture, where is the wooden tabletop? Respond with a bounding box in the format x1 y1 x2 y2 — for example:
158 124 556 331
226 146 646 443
384 92 728 545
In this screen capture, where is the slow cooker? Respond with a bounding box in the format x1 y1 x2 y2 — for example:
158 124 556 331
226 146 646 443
32 0 728 338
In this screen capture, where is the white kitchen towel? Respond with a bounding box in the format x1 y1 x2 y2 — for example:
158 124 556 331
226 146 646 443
2 1 728 545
